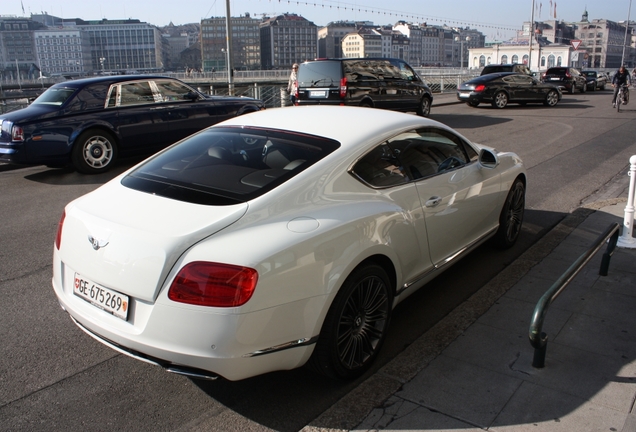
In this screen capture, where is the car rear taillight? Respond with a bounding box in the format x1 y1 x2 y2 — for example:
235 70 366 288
168 262 258 307
12 125 25 142
474 84 486 92
55 210 66 250
565 71 571 78
339 77 347 98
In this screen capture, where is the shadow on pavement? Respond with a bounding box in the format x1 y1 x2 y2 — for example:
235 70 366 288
191 208 570 431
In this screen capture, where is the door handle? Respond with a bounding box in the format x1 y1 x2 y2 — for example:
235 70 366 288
425 196 442 207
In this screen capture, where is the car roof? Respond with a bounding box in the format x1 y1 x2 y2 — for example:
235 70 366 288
51 74 176 88
216 106 461 153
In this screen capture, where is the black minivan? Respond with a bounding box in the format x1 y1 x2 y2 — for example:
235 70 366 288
295 58 433 116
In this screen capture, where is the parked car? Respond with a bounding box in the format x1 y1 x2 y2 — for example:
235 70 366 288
296 58 433 116
480 63 532 76
0 75 264 173
52 106 525 381
541 67 587 94
581 70 608 91
457 72 562 108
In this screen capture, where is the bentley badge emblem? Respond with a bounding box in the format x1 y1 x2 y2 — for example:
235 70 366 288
88 235 109 251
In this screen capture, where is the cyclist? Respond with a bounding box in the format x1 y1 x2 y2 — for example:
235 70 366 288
612 65 631 108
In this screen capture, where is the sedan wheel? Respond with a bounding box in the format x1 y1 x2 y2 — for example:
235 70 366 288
417 96 431 117
467 100 480 107
309 263 392 379
492 91 508 109
544 90 559 107
492 178 525 249
72 130 118 174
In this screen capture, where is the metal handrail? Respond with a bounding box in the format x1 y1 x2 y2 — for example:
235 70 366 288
529 222 620 368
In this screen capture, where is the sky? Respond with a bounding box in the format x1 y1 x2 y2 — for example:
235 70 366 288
3 0 633 41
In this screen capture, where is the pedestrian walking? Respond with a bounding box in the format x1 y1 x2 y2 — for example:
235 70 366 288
287 63 299 105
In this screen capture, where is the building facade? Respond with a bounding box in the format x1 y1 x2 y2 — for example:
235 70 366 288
260 13 317 69
0 17 44 80
34 28 92 76
318 21 362 59
75 19 164 73
342 28 382 58
200 14 261 72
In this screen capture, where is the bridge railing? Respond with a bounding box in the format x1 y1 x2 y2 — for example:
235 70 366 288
1 68 481 112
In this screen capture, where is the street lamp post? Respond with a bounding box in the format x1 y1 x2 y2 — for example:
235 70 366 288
621 0 633 67
455 36 471 72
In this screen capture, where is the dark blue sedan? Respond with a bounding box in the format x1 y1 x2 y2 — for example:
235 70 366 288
0 75 264 173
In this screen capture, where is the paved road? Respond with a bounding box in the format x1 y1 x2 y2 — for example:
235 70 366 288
1 89 634 431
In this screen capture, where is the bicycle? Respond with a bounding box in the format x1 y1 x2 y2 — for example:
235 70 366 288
616 85 629 112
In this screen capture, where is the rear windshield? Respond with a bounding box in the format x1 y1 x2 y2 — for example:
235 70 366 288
32 87 77 106
546 68 567 75
297 61 342 88
122 126 340 205
582 71 596 77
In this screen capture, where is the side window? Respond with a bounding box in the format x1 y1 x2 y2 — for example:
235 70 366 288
512 75 533 85
351 143 409 188
351 129 478 187
390 129 475 179
119 82 155 106
154 80 197 102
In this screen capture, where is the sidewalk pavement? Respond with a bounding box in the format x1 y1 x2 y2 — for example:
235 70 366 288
304 168 636 431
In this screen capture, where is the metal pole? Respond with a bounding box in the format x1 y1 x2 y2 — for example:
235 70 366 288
529 0 535 71
622 0 633 66
618 155 636 248
225 0 235 96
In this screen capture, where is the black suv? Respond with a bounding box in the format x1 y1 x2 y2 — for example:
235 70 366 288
541 67 587 94
480 63 532 76
295 58 433 116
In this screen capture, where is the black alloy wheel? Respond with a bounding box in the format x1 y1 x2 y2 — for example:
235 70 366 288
308 263 392 379
492 178 525 249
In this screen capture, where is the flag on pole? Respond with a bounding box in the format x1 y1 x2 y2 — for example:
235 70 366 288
21 0 25 14
554 2 557 18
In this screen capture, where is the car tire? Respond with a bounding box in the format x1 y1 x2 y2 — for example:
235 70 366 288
417 96 432 117
543 90 559 107
72 129 118 174
590 83 596 91
492 91 508 109
492 178 525 249
308 263 392 379
580 81 587 93
467 100 480 107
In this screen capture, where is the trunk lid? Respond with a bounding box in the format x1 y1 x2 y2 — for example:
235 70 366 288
60 180 248 302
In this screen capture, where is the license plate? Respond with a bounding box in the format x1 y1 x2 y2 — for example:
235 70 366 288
458 93 469 98
550 78 560 81
73 273 129 320
309 90 327 98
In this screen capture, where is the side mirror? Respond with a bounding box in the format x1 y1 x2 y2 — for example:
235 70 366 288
478 148 499 169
